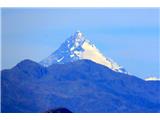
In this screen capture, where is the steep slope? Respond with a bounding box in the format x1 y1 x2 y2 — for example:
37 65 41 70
40 31 127 73
1 59 160 113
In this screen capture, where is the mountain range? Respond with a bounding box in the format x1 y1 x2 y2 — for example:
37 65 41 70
1 31 160 113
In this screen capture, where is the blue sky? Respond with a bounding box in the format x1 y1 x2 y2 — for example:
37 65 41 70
1 8 159 78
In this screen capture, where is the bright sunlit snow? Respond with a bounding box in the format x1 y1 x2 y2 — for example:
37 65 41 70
145 77 160 81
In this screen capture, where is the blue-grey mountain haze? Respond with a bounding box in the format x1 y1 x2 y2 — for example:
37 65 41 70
1 8 160 79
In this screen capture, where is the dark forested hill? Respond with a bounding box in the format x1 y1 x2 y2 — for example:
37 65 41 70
1 59 160 113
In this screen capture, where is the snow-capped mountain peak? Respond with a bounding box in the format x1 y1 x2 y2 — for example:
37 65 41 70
40 31 127 73
66 30 86 51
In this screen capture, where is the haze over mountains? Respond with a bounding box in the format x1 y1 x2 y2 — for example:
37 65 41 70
1 31 160 113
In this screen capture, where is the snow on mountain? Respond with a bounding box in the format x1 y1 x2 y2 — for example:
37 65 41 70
145 77 160 81
40 31 127 73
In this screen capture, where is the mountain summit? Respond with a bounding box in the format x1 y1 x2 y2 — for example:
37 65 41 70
40 31 127 73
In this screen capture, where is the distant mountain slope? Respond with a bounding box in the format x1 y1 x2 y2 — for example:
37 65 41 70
145 77 160 81
1 59 160 113
40 31 127 73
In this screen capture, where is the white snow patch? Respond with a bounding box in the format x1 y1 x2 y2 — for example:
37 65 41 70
70 46 74 51
57 57 64 62
76 31 83 38
70 54 74 58
73 41 123 72
145 77 160 81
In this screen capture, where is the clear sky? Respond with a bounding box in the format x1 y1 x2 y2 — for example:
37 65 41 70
1 8 159 79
